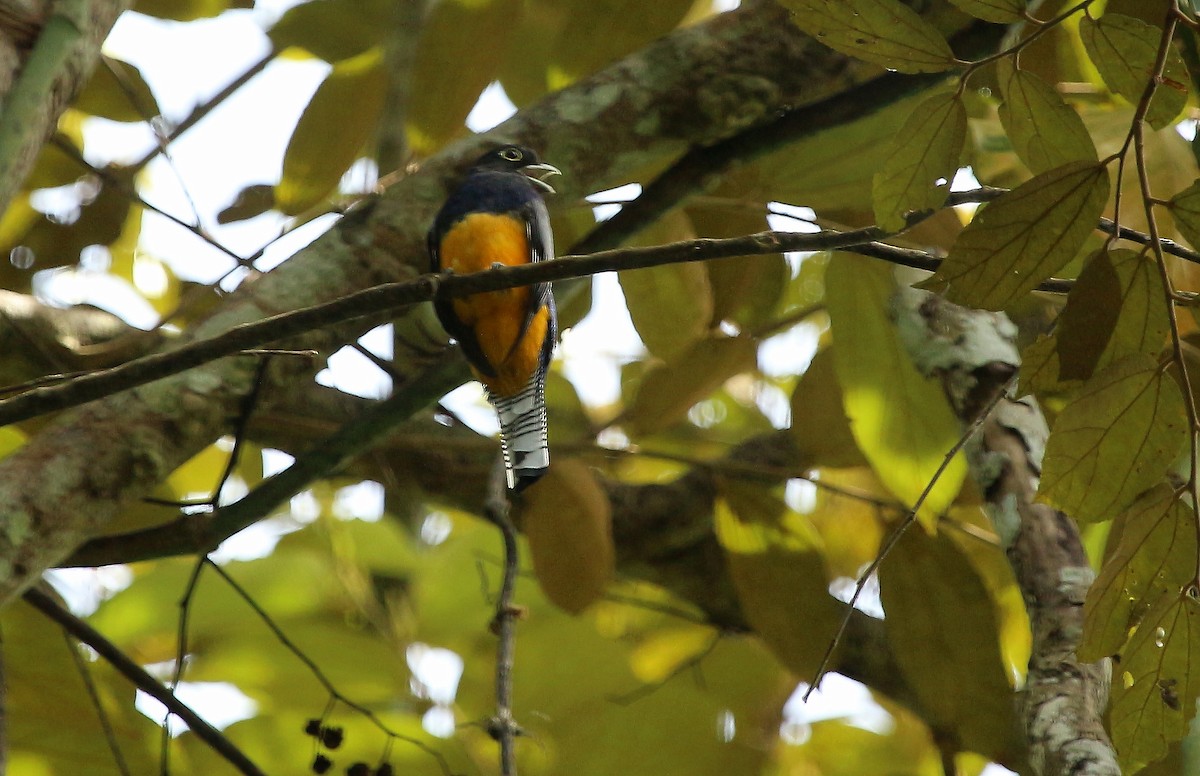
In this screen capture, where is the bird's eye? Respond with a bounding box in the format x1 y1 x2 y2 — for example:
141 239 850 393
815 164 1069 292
499 147 523 162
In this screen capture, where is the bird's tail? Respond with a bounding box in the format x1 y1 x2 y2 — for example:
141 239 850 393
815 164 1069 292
489 372 549 492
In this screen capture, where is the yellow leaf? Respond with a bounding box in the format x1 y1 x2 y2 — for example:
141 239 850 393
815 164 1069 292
521 458 614 614
997 62 1097 175
879 530 1024 764
1039 354 1187 523
931 161 1110 310
872 91 967 231
782 0 957 73
1081 13 1188 131
628 626 716 684
1110 589 1200 772
0 427 25 461
826 255 967 526
805 468 888 578
276 48 388 215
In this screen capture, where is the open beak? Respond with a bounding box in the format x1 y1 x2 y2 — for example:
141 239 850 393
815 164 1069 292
521 162 561 194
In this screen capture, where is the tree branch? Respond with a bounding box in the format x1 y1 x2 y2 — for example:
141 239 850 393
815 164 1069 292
6 190 1180 430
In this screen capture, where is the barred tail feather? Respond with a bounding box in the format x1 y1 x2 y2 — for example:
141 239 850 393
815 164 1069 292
489 371 549 492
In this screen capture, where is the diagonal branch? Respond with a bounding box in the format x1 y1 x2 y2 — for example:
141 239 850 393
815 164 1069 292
23 585 268 776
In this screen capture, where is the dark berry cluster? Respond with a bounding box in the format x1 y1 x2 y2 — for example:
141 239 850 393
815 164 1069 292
303 719 393 774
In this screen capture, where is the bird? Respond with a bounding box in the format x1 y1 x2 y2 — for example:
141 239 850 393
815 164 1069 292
428 145 561 492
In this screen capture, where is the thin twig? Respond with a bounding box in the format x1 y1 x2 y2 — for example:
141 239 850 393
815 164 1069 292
164 557 206 775
22 586 267 776
803 374 1017 700
64 629 131 776
130 52 275 173
481 457 521 775
203 561 454 774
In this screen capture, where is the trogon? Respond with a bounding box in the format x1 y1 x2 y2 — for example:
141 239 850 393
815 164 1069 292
428 145 561 492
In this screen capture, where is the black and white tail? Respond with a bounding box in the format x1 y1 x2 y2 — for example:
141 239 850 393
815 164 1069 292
489 371 549 492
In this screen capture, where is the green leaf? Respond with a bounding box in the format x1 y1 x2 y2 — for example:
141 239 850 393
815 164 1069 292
946 0 1024 23
722 92 934 214
826 254 967 526
1039 354 1187 523
1080 485 1196 660
790 347 868 468
1056 249 1169 380
930 161 1110 310
687 203 785 331
546 0 695 88
1019 249 1167 397
1080 13 1188 131
7 600 159 774
217 184 276 225
268 0 394 61
1110 589 1200 772
782 0 957 73
619 212 712 361
1167 178 1200 249
134 0 250 20
1055 251 1122 381
1019 333 1079 398
73 57 161 123
997 62 1097 175
407 0 522 154
276 48 388 215
879 530 1024 764
714 492 843 679
872 91 967 231
624 335 758 436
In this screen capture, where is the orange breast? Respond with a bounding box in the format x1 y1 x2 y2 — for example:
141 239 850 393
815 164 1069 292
440 212 548 396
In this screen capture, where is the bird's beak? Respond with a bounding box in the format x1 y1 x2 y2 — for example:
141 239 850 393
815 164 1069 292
521 162 561 194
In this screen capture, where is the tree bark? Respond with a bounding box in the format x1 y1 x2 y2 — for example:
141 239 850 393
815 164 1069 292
895 289 1121 776
0 0 132 216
